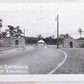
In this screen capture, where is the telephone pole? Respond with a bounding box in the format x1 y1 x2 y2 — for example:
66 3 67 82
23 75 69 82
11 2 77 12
57 14 59 48
78 28 83 38
24 29 25 37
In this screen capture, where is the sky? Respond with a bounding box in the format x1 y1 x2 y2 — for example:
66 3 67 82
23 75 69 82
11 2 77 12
0 3 84 38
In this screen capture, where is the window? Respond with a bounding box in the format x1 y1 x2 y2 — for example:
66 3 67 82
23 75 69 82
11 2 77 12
15 40 19 45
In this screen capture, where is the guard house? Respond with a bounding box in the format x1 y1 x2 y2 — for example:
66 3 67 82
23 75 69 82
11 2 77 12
60 34 80 48
0 37 25 47
0 19 25 47
37 39 45 46
0 25 25 47
77 38 84 48
8 25 25 47
9 37 25 47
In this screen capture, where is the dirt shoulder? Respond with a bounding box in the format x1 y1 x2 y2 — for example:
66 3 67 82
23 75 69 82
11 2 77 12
0 47 15 51
0 45 35 56
53 48 84 74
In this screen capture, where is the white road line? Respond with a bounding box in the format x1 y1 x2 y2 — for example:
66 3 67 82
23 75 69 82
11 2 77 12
49 49 67 74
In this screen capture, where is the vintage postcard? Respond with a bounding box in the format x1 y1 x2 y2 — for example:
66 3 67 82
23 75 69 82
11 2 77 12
0 2 83 74
0 0 83 81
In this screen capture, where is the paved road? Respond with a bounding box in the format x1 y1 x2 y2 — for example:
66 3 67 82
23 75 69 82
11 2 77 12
0 46 65 74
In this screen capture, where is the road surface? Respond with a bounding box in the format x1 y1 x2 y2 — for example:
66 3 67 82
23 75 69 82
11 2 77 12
0 46 65 74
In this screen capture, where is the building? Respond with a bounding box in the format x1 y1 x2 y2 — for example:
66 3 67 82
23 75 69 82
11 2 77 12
0 37 25 47
59 34 80 48
77 38 84 48
37 39 46 46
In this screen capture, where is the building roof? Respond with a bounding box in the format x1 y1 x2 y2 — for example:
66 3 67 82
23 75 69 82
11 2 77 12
59 34 73 39
37 39 45 43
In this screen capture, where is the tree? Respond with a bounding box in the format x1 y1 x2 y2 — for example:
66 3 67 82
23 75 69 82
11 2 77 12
7 25 24 38
15 26 23 37
37 34 43 40
8 25 16 37
0 19 3 39
0 19 2 29
1 32 7 38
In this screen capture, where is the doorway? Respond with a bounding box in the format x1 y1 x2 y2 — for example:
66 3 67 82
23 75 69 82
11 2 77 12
15 40 19 45
69 42 73 48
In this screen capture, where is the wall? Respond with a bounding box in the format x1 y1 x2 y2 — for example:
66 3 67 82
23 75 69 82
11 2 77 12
0 38 10 47
0 37 25 47
63 38 80 48
10 37 25 47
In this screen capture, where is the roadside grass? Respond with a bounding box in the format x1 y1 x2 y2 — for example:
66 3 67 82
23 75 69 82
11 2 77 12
0 47 15 51
0 45 35 52
54 48 84 74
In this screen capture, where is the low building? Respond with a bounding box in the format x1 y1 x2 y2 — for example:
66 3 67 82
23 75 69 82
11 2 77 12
77 38 84 48
60 34 80 48
0 37 25 47
37 39 46 46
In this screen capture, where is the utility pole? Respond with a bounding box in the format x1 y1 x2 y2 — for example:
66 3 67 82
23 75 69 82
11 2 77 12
24 29 25 37
57 14 59 48
9 35 11 47
78 28 83 38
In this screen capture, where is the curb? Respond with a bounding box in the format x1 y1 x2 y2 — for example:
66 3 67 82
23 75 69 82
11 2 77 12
49 49 67 74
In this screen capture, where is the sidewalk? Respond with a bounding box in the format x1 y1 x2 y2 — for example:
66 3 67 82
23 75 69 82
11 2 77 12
0 47 23 56
0 45 35 56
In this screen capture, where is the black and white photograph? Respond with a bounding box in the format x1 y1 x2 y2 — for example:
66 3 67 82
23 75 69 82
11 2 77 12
0 2 84 74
